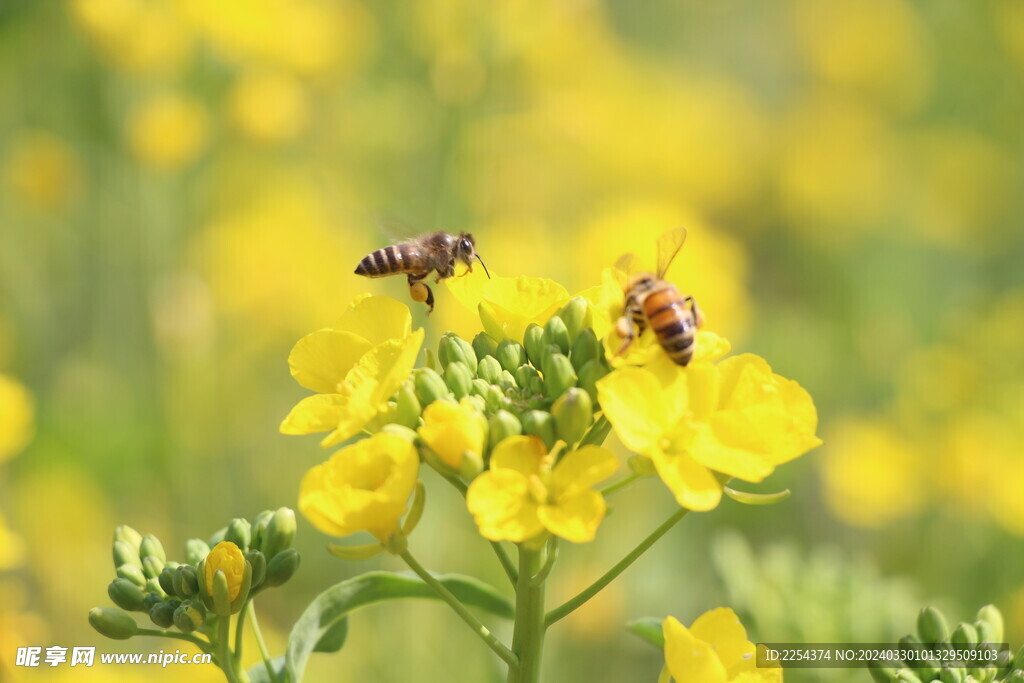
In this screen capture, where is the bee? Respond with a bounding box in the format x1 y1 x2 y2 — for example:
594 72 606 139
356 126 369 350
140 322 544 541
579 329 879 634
354 231 491 314
614 227 704 366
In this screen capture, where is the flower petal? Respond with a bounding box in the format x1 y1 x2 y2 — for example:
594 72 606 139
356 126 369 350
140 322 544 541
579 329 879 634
466 470 544 543
687 422 776 483
332 295 412 347
280 393 347 435
663 616 728 683
651 449 723 511
490 435 548 477
319 380 379 447
597 368 669 453
689 607 756 676
288 329 372 394
354 328 426 406
538 489 606 543
418 398 487 469
478 276 569 341
551 446 618 499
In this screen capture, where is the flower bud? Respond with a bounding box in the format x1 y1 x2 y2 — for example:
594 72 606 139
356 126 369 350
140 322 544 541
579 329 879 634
207 527 227 547
139 534 166 564
173 600 205 633
414 367 450 406
117 563 147 588
142 592 161 611
552 388 593 445
245 550 267 589
628 454 658 476
570 328 600 371
173 565 199 598
495 339 527 374
938 666 963 683
225 518 252 553
489 410 523 449
108 578 146 612
261 507 297 561
146 577 165 596
559 297 588 341
472 332 498 361
477 356 503 384
498 370 517 391
113 540 142 570
543 316 571 355
89 607 138 640
114 526 143 553
542 353 577 398
419 398 487 470
158 566 177 596
522 410 557 449
184 539 210 566
149 601 176 628
205 542 247 615
577 359 607 404
440 334 477 370
470 378 490 397
918 606 951 644
424 347 439 371
894 670 923 683
515 365 541 393
1013 644 1024 671
264 548 301 587
485 385 506 413
249 510 274 552
395 380 422 429
402 482 426 537
142 555 165 580
976 605 1004 643
523 324 546 367
381 424 420 443
868 664 899 683
951 623 978 647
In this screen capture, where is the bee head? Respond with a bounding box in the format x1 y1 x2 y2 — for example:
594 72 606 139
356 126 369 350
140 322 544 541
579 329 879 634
627 273 657 293
456 232 491 278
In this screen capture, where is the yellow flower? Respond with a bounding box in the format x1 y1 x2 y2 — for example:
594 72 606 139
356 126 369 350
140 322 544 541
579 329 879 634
299 433 419 542
204 542 246 602
598 355 820 511
418 398 487 470
281 296 425 446
127 93 208 170
466 436 617 543
229 70 309 144
447 273 569 342
663 608 781 683
0 374 34 463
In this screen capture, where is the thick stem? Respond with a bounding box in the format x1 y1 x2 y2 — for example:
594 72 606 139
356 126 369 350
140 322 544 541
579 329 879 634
545 506 689 627
506 546 546 683
217 615 242 683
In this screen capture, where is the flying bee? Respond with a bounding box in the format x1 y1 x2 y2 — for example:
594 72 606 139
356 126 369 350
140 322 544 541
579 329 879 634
354 231 491 314
614 227 704 366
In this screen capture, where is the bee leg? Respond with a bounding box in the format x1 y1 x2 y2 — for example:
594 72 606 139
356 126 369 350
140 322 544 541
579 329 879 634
684 296 705 328
614 315 636 356
407 273 435 314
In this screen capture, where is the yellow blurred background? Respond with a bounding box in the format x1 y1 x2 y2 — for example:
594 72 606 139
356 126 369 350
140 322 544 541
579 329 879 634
1 0 1022 681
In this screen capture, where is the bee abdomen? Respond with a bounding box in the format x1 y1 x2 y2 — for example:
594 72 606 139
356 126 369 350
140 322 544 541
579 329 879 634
644 286 697 366
355 244 408 277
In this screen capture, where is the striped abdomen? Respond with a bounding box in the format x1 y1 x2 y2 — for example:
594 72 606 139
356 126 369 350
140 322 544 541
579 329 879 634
642 284 697 366
355 243 422 277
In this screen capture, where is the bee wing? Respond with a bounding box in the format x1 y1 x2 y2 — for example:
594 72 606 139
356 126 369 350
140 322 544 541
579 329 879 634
373 214 420 244
655 227 687 279
613 252 640 290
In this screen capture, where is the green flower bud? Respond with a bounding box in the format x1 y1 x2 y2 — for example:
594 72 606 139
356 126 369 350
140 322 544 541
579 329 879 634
245 550 267 590
445 361 473 398
108 578 146 612
414 367 450 406
938 665 963 683
470 378 490 397
264 548 301 587
552 388 593 444
628 454 658 476
894 670 923 683
261 507 297 561
117 563 147 588
139 535 166 565
477 356 503 384
113 540 142 570
577 358 607 404
89 607 138 640
211 569 232 618
522 410 557 450
919 607 951 644
249 510 274 552
466 394 488 414
472 332 498 361
489 410 523 449
185 539 211 566
424 347 439 371
1012 644 1024 671
460 450 484 479
173 565 199 598
142 592 161 611
440 334 477 370
868 664 899 683
976 605 1004 643
380 423 420 443
498 370 518 391
158 566 177 596
146 577 165 597
570 328 600 371
951 623 978 647
515 365 541 392
395 380 422 429
173 600 205 633
114 526 143 553
543 316 571 355
224 519 251 551
142 555 165 580
523 323 546 367
149 601 176 628
485 385 506 413
542 353 577 398
559 297 588 341
496 339 527 374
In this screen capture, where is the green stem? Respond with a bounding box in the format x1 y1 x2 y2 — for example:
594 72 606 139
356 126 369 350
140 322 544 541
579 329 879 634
545 506 690 627
233 600 250 666
529 538 558 587
217 615 242 683
506 546 546 683
135 628 214 653
400 549 517 668
441 470 518 585
598 472 641 498
247 603 279 683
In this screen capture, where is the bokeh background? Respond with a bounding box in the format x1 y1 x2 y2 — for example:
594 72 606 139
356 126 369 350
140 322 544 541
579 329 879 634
1 0 1023 681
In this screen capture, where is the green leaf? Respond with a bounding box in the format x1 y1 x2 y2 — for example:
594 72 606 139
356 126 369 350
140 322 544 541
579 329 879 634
285 571 513 682
248 656 285 683
627 617 665 649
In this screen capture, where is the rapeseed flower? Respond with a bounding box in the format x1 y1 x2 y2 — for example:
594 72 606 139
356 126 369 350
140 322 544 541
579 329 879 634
204 542 246 602
418 398 488 470
663 608 780 683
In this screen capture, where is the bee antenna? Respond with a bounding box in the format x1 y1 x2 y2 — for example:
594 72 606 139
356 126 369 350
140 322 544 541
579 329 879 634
476 254 492 279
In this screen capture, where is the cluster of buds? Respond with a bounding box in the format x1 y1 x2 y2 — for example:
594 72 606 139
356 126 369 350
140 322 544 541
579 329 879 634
89 508 299 640
381 297 610 476
871 605 1016 683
